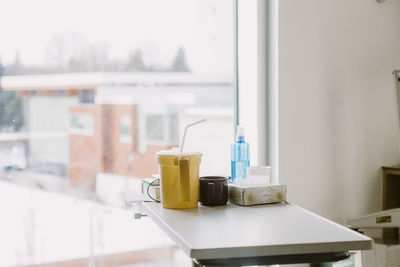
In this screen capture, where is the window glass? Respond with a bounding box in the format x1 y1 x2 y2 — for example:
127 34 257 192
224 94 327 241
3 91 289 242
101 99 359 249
120 115 132 143
168 113 179 144
146 114 165 142
70 114 94 135
79 89 95 103
0 0 235 265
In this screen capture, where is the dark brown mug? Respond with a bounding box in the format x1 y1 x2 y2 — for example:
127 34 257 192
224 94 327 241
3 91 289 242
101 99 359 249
199 176 229 206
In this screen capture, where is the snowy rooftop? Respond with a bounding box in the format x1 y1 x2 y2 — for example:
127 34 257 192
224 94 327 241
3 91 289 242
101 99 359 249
1 72 233 91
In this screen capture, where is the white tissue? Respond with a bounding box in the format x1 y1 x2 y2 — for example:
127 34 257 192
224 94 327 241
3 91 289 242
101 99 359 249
233 175 270 185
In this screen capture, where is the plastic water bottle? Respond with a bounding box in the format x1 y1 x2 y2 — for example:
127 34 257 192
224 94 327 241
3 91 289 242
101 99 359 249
231 125 250 183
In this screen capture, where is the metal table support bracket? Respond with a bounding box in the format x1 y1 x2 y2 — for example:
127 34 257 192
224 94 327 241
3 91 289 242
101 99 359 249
192 252 349 267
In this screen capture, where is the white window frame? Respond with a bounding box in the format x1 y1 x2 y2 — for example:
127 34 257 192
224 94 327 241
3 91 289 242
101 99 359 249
237 0 279 183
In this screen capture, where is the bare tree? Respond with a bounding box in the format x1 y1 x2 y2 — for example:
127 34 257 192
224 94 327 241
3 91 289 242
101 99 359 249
45 31 89 70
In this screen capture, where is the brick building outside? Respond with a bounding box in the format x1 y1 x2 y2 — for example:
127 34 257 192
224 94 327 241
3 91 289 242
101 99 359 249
1 72 233 188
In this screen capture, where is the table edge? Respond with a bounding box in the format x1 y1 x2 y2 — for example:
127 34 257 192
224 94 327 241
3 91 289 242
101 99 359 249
141 202 374 260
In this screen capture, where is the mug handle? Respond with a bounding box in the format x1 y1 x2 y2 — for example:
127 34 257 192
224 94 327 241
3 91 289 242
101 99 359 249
207 182 214 203
178 158 190 201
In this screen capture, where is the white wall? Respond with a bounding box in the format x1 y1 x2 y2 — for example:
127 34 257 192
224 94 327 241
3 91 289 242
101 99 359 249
278 0 400 223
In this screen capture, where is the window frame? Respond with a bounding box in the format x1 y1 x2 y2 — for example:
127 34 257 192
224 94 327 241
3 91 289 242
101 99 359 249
236 0 278 182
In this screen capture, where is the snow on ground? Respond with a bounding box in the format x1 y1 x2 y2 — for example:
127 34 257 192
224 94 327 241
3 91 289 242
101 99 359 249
0 180 173 266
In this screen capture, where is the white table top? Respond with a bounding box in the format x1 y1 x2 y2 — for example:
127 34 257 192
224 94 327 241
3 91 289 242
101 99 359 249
141 202 373 260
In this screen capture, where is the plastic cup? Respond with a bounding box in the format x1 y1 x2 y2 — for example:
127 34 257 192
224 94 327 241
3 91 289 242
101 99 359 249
156 150 202 209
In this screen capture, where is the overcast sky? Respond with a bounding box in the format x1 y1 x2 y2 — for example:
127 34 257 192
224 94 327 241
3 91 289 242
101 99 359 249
0 0 234 74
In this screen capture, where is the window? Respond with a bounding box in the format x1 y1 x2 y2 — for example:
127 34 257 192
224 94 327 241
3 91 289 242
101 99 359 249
237 0 278 180
79 89 95 103
146 114 165 143
0 0 236 266
119 115 132 143
70 114 94 135
168 113 179 144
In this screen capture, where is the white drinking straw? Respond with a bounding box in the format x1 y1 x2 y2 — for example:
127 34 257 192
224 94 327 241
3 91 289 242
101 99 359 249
179 118 207 153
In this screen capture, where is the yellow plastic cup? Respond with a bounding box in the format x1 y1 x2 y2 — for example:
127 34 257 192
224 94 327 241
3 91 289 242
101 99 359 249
156 150 202 209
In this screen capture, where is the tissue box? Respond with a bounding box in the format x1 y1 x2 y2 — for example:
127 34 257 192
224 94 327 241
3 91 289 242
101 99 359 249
228 183 287 206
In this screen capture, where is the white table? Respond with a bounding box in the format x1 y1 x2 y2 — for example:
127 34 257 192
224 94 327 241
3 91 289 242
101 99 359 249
140 202 373 266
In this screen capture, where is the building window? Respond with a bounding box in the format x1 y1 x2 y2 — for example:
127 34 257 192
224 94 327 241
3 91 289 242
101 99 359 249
120 116 132 143
69 114 94 135
79 89 95 103
168 113 178 144
146 114 164 143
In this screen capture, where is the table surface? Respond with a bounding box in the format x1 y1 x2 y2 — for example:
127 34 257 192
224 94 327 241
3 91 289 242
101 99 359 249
141 202 373 260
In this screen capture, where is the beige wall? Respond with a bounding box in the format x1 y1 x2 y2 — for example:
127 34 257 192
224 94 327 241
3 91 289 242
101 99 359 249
278 0 400 223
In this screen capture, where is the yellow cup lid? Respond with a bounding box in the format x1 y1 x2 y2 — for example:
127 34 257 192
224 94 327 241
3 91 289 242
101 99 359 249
156 149 202 157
